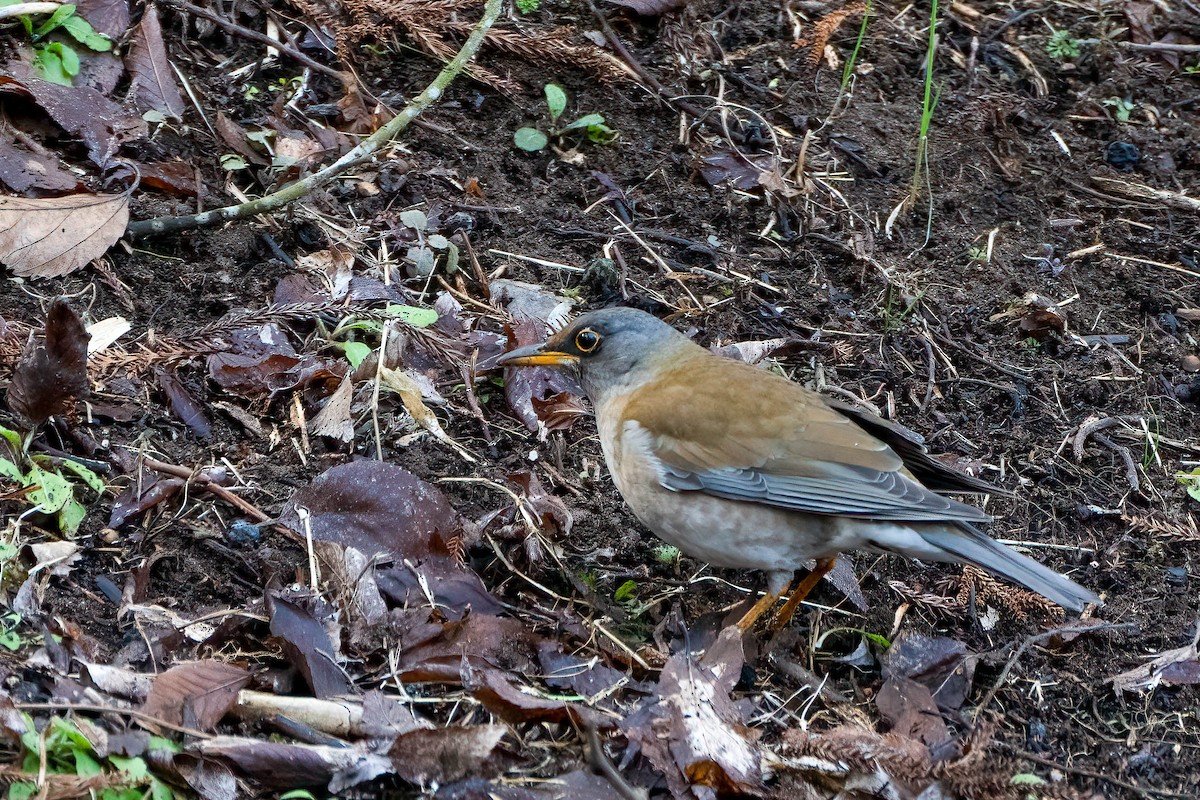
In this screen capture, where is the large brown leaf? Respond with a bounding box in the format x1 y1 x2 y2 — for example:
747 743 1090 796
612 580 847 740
76 0 132 39
0 58 145 167
622 628 761 797
195 736 392 793
7 299 89 424
281 461 461 562
125 4 185 119
267 593 352 699
0 193 129 278
142 661 251 731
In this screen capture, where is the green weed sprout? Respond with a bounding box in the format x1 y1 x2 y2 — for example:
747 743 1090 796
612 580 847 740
0 425 102 534
1046 28 1081 60
0 2 113 85
514 83 617 152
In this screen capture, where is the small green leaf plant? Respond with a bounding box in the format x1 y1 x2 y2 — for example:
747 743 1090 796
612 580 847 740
0 425 103 534
0 1 113 85
1102 96 1136 123
514 83 617 153
10 715 179 800
515 0 539 12
1176 468 1200 503
327 303 440 370
1045 28 1081 61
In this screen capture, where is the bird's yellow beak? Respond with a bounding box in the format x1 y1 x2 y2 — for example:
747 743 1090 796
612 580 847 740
496 342 579 367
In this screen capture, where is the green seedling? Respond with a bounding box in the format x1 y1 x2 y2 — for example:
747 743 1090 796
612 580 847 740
1176 468 1200 502
1045 28 1081 60
328 302 440 369
1103 97 1136 123
0 425 102 534
514 83 617 153
398 208 460 279
966 245 988 264
0 1 112 85
516 0 539 11
10 715 179 800
653 544 681 565
839 0 873 95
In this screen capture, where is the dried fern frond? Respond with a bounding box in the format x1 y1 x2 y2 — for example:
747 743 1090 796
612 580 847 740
955 565 1061 621
796 1 867 68
778 725 1090 799
288 0 620 92
1122 510 1200 542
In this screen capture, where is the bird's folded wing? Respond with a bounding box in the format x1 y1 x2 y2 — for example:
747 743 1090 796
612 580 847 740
655 458 991 523
621 361 990 524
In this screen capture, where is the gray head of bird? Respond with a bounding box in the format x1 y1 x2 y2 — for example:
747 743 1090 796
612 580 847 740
496 307 699 403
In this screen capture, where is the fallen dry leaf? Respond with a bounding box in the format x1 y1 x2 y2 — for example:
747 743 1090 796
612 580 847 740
0 131 81 194
379 365 474 460
1110 628 1200 692
875 676 954 757
282 460 461 561
623 628 761 797
7 298 90 424
389 725 505 784
393 612 539 683
0 59 146 167
882 632 975 711
604 0 687 15
699 150 779 191
142 661 251 731
267 591 352 698
76 0 132 39
194 736 391 793
0 193 129 278
125 4 185 119
207 323 344 398
309 376 355 442
109 469 183 528
24 541 81 578
173 754 238 800
155 366 212 439
466 667 582 724
491 279 581 433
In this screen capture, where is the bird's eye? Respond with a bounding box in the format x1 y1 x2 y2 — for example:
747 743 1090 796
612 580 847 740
574 329 601 353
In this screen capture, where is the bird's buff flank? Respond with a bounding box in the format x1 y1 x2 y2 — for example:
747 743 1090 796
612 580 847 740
498 307 1100 632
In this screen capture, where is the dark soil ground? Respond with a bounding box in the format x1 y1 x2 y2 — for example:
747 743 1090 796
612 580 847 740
2 0 1199 797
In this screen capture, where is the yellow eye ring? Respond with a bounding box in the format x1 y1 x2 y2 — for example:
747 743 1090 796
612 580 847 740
574 329 601 352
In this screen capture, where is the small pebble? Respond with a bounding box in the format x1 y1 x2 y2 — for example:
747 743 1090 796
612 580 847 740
1181 355 1200 373
226 519 261 545
1166 566 1188 586
1105 141 1140 171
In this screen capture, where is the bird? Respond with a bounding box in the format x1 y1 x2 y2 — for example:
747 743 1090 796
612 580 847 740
497 306 1101 632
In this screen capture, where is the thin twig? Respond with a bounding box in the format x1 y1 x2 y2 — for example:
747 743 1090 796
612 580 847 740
997 742 1192 799
161 0 345 80
141 455 303 544
581 718 647 800
16 702 214 739
1078 37 1200 54
128 0 503 238
973 621 1135 719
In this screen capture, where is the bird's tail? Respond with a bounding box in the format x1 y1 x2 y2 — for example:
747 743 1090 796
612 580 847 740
918 524 1101 612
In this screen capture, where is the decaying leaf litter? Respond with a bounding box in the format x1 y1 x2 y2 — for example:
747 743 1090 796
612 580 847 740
0 0 1198 796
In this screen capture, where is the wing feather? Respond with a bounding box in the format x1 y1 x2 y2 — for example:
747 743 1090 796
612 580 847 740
620 356 991 525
